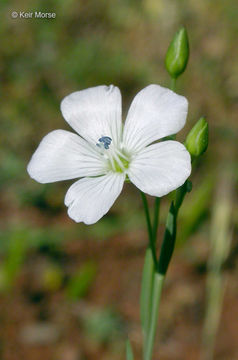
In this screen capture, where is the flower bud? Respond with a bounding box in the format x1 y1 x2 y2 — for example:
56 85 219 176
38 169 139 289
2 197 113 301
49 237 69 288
185 117 208 157
165 27 189 79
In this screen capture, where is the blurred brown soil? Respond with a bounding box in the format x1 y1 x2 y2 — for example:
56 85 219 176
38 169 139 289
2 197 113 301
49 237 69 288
0 218 238 360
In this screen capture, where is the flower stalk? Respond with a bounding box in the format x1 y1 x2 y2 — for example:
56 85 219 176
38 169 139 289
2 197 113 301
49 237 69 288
170 77 176 92
141 182 191 360
144 273 165 360
152 197 160 241
140 192 157 267
139 26 204 360
126 339 134 360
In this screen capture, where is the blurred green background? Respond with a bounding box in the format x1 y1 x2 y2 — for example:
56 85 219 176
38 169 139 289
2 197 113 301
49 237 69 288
0 1 238 359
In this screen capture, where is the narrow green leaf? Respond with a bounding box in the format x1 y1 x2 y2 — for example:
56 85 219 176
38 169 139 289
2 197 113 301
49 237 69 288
140 248 154 334
126 339 134 360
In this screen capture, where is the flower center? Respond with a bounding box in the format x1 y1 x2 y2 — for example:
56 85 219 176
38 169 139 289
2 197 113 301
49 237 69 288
113 154 129 173
96 136 130 173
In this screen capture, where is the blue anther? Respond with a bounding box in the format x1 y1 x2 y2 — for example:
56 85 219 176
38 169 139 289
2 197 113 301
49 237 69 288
97 136 112 150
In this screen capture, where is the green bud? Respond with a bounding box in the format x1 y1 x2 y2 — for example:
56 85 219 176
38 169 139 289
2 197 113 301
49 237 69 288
185 117 209 157
165 27 189 79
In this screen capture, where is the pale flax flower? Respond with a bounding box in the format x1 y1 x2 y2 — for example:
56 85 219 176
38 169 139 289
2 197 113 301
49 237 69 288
27 84 191 224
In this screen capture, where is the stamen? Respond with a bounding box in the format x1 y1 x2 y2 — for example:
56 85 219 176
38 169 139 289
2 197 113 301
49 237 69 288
97 136 112 150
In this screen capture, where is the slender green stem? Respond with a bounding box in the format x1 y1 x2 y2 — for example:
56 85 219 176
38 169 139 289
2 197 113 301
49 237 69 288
140 196 161 359
144 273 165 360
140 65 186 356
158 202 177 275
140 248 155 337
140 192 153 240
126 339 134 360
140 192 157 267
170 77 176 91
153 197 160 240
144 187 188 358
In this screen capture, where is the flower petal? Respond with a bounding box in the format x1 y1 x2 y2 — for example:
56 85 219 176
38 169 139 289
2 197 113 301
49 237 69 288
61 85 122 146
128 141 191 197
123 85 188 153
27 130 105 183
65 172 125 224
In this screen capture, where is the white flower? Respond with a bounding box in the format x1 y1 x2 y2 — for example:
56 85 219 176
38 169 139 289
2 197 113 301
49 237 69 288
27 84 191 224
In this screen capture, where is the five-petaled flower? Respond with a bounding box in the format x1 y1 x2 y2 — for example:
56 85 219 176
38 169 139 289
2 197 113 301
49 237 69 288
27 84 191 224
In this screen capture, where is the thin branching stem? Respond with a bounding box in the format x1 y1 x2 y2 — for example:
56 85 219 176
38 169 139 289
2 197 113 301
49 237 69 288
140 192 157 267
170 77 176 91
153 197 160 242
